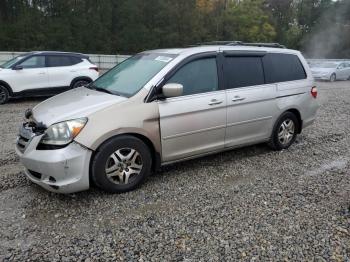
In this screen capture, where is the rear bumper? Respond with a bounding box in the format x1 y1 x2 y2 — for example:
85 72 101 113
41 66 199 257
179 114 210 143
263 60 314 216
15 135 92 194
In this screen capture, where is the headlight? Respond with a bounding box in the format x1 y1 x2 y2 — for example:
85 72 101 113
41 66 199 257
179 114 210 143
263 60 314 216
40 118 87 146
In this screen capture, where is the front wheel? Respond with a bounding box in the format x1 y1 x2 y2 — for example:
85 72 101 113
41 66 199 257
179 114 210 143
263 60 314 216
0 85 9 105
91 135 152 193
330 73 336 82
268 112 299 151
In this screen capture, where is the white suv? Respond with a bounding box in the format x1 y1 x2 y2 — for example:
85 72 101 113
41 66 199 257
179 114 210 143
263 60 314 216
0 51 99 104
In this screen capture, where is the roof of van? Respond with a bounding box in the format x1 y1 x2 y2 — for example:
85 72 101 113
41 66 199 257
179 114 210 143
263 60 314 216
146 45 300 56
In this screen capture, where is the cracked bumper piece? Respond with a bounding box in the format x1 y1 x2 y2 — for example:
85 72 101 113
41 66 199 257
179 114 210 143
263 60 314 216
16 135 92 194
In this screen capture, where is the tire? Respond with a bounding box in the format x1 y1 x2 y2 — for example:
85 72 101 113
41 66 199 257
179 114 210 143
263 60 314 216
91 135 152 193
268 112 299 151
330 73 336 82
0 85 9 105
72 79 91 89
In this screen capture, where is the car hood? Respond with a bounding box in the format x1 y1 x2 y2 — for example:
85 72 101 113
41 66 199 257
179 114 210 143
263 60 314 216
32 87 127 126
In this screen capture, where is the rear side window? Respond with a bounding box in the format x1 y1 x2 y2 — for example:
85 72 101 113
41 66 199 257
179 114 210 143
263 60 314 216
224 57 265 89
70 56 83 65
47 56 74 67
263 53 306 83
166 57 218 96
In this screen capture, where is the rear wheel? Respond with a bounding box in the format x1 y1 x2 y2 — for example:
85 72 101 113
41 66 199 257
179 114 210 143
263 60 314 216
330 73 336 82
0 85 9 105
91 135 152 193
72 79 90 89
268 112 299 151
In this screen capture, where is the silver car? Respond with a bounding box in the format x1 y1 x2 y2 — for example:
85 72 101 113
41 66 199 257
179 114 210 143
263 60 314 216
15 43 319 194
310 61 350 82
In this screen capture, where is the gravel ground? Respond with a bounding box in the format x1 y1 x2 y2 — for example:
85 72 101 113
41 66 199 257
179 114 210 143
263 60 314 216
0 82 349 261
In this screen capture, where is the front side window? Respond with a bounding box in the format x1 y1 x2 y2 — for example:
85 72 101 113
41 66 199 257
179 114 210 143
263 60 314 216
19 56 45 69
92 53 177 97
224 56 264 89
47 56 73 67
0 56 25 69
166 57 218 96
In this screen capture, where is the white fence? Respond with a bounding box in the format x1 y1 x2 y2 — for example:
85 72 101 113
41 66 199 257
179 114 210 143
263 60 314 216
0 52 130 71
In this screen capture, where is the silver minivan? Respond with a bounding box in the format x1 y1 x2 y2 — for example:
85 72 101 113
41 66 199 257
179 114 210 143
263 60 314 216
15 43 319 194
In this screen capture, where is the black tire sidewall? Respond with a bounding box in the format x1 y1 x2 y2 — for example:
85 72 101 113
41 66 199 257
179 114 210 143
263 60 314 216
271 112 299 150
91 136 152 193
72 80 89 89
0 85 9 104
330 74 336 82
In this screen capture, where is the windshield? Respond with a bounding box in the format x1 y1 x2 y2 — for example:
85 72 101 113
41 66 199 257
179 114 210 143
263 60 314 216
0 56 25 69
312 62 338 69
92 53 177 97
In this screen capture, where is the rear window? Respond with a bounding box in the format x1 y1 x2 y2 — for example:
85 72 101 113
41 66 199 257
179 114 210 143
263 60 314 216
263 53 306 83
47 56 76 67
224 57 265 89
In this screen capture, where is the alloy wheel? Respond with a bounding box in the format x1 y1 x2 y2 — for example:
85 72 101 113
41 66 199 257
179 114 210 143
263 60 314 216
278 119 295 145
105 148 143 185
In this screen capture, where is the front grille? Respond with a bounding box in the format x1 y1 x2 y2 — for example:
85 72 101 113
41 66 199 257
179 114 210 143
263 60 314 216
17 136 29 150
16 123 35 153
28 170 42 180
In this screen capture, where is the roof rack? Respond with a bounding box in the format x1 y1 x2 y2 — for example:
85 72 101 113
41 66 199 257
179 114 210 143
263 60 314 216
193 41 286 49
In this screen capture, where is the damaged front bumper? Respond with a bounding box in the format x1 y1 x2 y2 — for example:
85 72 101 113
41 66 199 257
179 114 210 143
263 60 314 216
15 129 92 194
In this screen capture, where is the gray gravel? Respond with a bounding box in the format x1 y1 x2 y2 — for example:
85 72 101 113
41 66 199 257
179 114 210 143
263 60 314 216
0 83 349 261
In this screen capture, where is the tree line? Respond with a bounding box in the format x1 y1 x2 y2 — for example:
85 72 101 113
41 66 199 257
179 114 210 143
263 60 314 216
0 0 349 58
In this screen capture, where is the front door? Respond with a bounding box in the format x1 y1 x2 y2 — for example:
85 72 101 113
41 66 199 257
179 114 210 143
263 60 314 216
158 55 227 162
11 55 49 92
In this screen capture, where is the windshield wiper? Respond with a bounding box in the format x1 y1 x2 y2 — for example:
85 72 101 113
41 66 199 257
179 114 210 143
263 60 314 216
87 84 119 96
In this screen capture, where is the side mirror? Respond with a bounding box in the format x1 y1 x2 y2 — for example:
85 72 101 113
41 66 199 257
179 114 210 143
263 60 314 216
162 83 183 98
13 65 23 70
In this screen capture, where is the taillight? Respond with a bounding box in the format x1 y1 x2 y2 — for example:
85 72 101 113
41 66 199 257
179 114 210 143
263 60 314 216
311 86 317 98
89 66 99 72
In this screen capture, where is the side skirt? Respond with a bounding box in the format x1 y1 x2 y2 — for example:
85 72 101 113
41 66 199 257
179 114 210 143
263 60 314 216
160 138 270 166
12 86 70 98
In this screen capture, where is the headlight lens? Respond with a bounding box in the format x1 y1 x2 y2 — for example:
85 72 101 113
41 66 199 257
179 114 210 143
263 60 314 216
40 118 87 146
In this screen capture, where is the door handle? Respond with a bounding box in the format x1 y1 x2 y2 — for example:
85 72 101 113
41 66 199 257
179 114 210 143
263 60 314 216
208 99 223 106
38 72 46 75
232 96 246 102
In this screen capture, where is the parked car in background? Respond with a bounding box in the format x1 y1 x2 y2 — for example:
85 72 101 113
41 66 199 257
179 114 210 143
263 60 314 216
15 42 319 194
0 51 99 104
310 61 350 82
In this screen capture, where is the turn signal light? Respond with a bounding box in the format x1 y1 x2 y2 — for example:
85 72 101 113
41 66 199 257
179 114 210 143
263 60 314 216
311 86 318 98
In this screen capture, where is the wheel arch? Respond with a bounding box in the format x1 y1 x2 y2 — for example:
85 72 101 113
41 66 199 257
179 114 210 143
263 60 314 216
70 76 93 88
90 132 161 175
0 80 13 96
283 108 302 134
